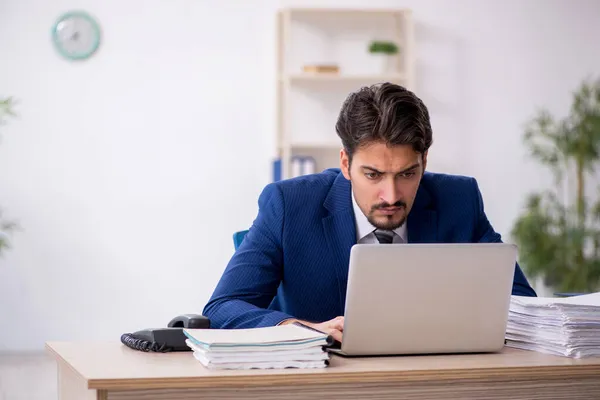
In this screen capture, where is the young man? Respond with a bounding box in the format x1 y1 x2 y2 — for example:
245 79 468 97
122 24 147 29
203 83 537 342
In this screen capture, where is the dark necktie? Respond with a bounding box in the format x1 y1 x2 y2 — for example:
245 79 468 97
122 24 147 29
374 229 394 244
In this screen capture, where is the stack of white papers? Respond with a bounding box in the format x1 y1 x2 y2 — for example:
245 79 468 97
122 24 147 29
505 292 600 358
183 323 332 370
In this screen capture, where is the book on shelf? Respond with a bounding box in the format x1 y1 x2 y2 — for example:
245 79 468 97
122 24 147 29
272 156 316 181
183 322 334 370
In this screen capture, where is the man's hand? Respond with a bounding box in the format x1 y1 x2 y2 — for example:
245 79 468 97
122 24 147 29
281 316 344 343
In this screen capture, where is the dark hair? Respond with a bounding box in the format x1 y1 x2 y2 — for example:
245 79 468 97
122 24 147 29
335 82 433 160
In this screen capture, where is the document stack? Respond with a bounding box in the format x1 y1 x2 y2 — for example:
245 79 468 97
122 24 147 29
183 323 332 370
505 292 600 358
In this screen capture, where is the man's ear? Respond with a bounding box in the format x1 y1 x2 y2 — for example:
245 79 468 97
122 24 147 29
340 149 351 180
422 150 428 172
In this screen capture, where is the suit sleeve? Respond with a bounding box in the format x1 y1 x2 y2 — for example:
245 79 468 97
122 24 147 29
471 178 537 297
202 183 294 328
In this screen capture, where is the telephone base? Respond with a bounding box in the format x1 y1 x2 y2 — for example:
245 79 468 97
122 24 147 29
121 313 211 353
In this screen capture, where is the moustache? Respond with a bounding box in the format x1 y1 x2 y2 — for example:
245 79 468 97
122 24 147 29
372 201 407 211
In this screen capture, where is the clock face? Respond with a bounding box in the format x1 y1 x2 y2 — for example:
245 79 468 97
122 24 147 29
52 11 101 60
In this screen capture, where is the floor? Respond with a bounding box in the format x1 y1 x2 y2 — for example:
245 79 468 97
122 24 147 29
0 352 57 400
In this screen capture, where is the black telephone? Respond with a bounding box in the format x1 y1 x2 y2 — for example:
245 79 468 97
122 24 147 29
120 314 211 353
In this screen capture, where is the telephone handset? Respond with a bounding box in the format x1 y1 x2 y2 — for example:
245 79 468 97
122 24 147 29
120 314 210 353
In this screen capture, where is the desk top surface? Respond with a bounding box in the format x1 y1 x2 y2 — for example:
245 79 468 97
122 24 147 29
46 341 600 391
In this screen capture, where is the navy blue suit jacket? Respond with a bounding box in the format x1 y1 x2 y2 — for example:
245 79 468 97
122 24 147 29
203 169 537 329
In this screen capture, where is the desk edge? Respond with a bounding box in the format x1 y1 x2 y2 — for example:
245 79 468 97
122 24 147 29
85 364 600 391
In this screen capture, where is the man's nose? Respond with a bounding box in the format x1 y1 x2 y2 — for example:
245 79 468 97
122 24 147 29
379 178 401 205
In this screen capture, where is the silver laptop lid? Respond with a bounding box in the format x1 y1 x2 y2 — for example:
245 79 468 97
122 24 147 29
340 243 516 356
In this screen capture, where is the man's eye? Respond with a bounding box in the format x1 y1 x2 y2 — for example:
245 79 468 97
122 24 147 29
402 172 415 178
365 172 380 179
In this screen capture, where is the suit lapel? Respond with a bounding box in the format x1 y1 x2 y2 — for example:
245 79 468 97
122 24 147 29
322 173 356 310
407 209 438 243
407 179 438 243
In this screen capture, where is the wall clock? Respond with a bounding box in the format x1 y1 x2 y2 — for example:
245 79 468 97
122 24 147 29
52 11 101 61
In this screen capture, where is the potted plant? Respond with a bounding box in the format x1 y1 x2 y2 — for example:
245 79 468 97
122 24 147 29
0 96 18 256
511 77 600 293
367 40 399 74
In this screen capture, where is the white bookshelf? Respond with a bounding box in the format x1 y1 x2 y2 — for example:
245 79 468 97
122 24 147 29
275 7 415 180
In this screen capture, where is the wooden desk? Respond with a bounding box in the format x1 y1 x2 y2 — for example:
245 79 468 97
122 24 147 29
46 341 600 400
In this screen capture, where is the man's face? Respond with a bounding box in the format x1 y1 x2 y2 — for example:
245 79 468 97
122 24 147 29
341 142 427 231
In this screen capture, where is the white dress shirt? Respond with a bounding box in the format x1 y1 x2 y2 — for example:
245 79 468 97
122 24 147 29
351 191 407 244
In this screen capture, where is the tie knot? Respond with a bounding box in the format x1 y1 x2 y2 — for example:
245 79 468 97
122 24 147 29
374 229 394 244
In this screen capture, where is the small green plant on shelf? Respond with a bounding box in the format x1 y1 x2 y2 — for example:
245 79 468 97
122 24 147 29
0 96 18 256
368 40 399 55
511 77 600 293
367 41 399 74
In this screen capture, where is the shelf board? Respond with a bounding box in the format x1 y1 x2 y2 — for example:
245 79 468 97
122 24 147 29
282 8 409 16
282 73 405 83
289 142 342 150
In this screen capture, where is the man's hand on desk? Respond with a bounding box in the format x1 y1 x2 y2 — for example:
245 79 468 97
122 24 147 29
281 316 344 343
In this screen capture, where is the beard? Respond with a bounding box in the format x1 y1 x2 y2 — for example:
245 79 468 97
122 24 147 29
367 200 407 230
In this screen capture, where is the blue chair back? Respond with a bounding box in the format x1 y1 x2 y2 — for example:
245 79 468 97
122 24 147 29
233 230 249 250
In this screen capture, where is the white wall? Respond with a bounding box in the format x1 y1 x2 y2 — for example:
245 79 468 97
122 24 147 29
0 0 598 351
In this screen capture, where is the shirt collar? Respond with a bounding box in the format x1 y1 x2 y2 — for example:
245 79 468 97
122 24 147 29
351 190 407 242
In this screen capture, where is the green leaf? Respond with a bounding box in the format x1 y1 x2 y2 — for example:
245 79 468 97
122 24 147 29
0 96 18 126
368 41 399 55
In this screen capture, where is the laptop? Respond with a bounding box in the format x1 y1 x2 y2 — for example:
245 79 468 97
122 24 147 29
327 243 516 357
